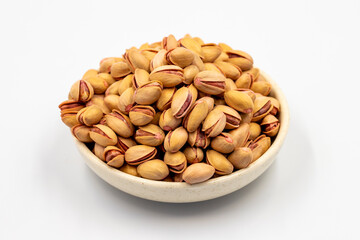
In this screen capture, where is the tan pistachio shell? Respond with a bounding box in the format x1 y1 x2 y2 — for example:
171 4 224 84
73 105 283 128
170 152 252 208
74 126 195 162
118 74 134 95
164 127 188 152
201 43 222 63
164 151 187 173
135 124 165 146
60 111 79 127
159 109 182 131
229 123 250 148
214 61 242 80
210 132 236 154
194 70 226 95
179 37 203 58
93 143 105 161
125 145 157 165
110 61 131 79
117 87 135 114
76 105 103 126
103 146 125 168
82 69 98 80
171 86 193 119
123 48 150 73
182 163 215 184
156 87 175 111
188 128 210 149
224 89 254 113
120 164 140 177
71 124 93 142
183 147 204 164
243 68 260 80
235 72 254 89
202 109 226 137
59 100 85 112
183 99 209 132
149 65 184 87
89 124 117 147
116 136 137 153
137 160 169 180
104 95 120 111
226 50 254 71
129 105 155 126
162 34 178 50
134 81 163 105
183 65 199 84
249 122 261 140
261 114 280 137
214 105 242 129
105 110 134 138
105 81 120 96
251 81 272 96
206 150 233 175
268 97 280 115
166 47 194 68
252 96 273 122
150 49 168 71
247 135 271 162
132 68 150 88
228 147 253 169
69 80 94 103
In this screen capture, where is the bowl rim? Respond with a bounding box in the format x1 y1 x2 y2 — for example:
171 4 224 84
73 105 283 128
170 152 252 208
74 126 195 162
74 70 290 188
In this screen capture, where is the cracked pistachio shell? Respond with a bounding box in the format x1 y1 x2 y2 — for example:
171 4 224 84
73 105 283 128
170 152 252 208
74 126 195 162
183 65 199 84
201 96 215 112
225 78 237 91
164 127 188 152
224 89 254 113
85 75 109 94
188 128 210 149
261 114 280 137
99 57 116 73
104 95 120 111
137 160 169 180
60 111 79 127
93 143 105 161
202 109 226 137
103 146 125 168
252 96 273 122
214 105 241 129
171 86 193 119
116 136 137 153
229 123 250 148
134 81 163 105
243 68 260 80
235 72 254 89
156 87 176 111
69 80 94 103
184 147 204 164
182 163 215 184
268 97 280 115
76 105 103 126
210 132 236 154
125 145 157 165
118 87 135 114
110 60 131 79
201 43 222 63
141 48 158 61
82 69 98 80
59 100 85 112
149 65 184 87
226 50 254 71
214 61 242 80
132 68 150 88
228 147 253 169
204 63 223 74
187 84 198 105
162 34 178 50
150 111 161 125
135 124 165 146
194 70 226 95
164 151 187 173
159 109 182 131
179 37 203 58
251 81 272 96
104 81 120 96
191 53 205 71
71 124 93 142
89 124 117 147
206 150 233 175
118 74 134 95
249 122 261 140
123 48 150 73
218 43 232 51
105 110 134 138
183 99 208 132
166 47 194 68
129 105 155 126
248 135 271 162
215 51 229 62
120 164 140 177
87 95 110 115
150 49 167 71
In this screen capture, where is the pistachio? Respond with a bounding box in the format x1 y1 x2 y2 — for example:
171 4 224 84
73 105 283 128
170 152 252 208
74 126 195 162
93 143 105 161
235 72 254 89
103 146 125 168
134 81 163 105
120 164 140 176
140 43 150 50
202 109 226 137
149 65 184 87
228 147 253 169
135 124 165 146
194 71 226 95
247 135 271 162
105 110 134 138
123 48 150 73
82 69 98 80
214 105 241 129
224 89 254 113
89 124 117 147
129 105 155 126
201 96 215 112
116 136 137 153
118 74 134 95
226 50 253 71
149 41 162 49
268 97 280 115
137 160 169 180
187 84 198 105
71 124 93 142
201 43 222 63
179 37 203 58
229 123 250 148
206 150 233 175
183 65 199 84
159 109 182 131
60 111 79 127
110 60 131 79
125 145 157 165
150 49 167 71
215 51 229 62
132 68 150 88
214 61 242 80
141 48 158 61
171 86 193 119
162 34 178 50
183 147 204 164
85 75 109 94
69 80 94 103
183 98 209 132
166 47 194 68
59 100 85 112
191 53 205 71
104 95 120 111
214 98 226 106
163 175 174 182
225 78 237 91
105 81 120 96
117 87 135 114
150 112 161 125
252 96 273 122
249 122 261 140
261 114 280 137
203 63 223 74
182 163 215 184
164 127 188 152
156 87 176 111
188 128 210 149
193 37 204 45
240 112 253 124
251 81 272 96
98 73 115 86
218 43 232 51
99 57 116 73
164 151 187 173
173 172 184 182
243 68 260 80
210 132 236 154
76 105 103 126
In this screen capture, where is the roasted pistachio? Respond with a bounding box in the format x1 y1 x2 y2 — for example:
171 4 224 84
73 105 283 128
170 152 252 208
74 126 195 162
214 105 241 129
206 150 233 175
93 143 105 161
69 80 94 102
249 122 261 140
166 47 194 68
225 78 237 91
210 132 236 154
224 89 254 113
123 48 150 73
187 128 210 149
240 112 253 124
116 136 137 153
86 95 111 114
191 53 205 71
179 37 203 58
132 68 150 88
125 145 157 165
156 87 175 111
150 112 161 125
243 68 260 80
235 72 254 89
120 164 140 176
59 100 85 112
261 114 280 137
247 135 271 162
251 81 272 96
137 159 169 180
229 123 250 148
84 75 109 94
99 57 116 73
183 98 208 132
159 109 182 131
201 96 215 112
105 110 134 138
268 97 280 115
103 146 125 168
187 84 198 105
218 43 232 51
183 65 199 84
162 34 178 50
150 49 167 71
252 96 273 122
149 65 184 87
60 111 79 127
182 163 215 184
141 48 158 61
164 127 188 152
183 147 204 164
134 81 163 105
202 109 226 137
201 43 222 63
89 124 117 147
226 50 253 71
164 151 187 173
71 124 93 142
135 124 165 146
76 105 103 126
104 95 120 111
110 60 131 79
118 74 133 95
228 147 253 169
194 70 226 95
82 69 98 80
214 61 241 80
129 105 155 126
118 87 135 114
171 86 193 118
98 73 115 86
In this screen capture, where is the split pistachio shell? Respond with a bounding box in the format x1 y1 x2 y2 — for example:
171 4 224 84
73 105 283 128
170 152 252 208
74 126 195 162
69 80 94 103
116 136 137 153
120 164 140 176
183 147 204 164
226 50 253 71
150 49 167 71
225 78 237 91
187 84 198 105
251 81 272 96
194 71 226 95
268 97 280 115
183 65 199 84
124 48 150 72
71 124 93 142
191 53 205 71
104 95 120 111
201 96 215 112
135 124 165 146
210 132 236 154
137 160 169 180
235 72 254 89
252 96 273 122
129 105 155 126
59 100 85 112
164 127 188 152
248 135 271 162
166 47 194 68
244 68 260 80
110 61 131 79
125 145 157 165
149 65 184 87
179 37 203 58
105 110 134 138
183 99 209 132
99 58 116 73
188 128 210 149
76 105 103 126
118 74 133 95
98 73 115 86
224 89 254 113
171 86 193 118
93 143 105 161
201 43 222 62
134 81 163 105
215 51 229 62
164 151 187 173
156 87 175 111
261 115 280 137
132 68 150 88
162 34 178 50
141 48 158 61
103 146 125 168
249 122 261 140
118 88 134 114
182 163 215 184
202 109 226 137
214 105 241 129
85 75 109 94
228 147 253 169
159 109 182 131
89 124 118 147
229 123 250 148
60 111 79 127
206 150 233 175
214 61 242 80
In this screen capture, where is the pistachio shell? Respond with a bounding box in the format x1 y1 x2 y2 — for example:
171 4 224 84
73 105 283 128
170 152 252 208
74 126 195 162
179 37 203 58
124 48 150 73
69 80 94 103
132 68 150 88
194 71 226 95
110 61 131 79
187 84 198 105
201 43 222 63
82 69 98 80
93 143 105 161
188 128 210 149
103 146 125 168
134 81 163 105
137 160 169 180
200 96 215 112
164 127 188 152
228 147 253 169
214 105 241 129
206 150 233 175
76 105 103 126
202 109 226 137
268 97 280 115
226 50 254 71
224 89 254 113
229 123 250 148
162 34 178 50
191 53 205 71
243 68 260 80
218 43 232 51
59 100 85 112
71 124 93 142
129 105 155 126
235 72 254 89
150 112 161 125
150 49 167 71
159 109 182 131
104 81 120 96
98 73 115 86
182 163 215 184
89 124 117 147
99 58 116 73
252 96 273 122
85 75 109 94
60 111 79 127
210 132 236 154
105 110 134 138
183 147 204 164
261 114 280 137
149 65 184 87
120 164 140 176
171 86 193 118
141 48 158 61
251 81 272 96
248 135 271 162
117 87 135 114
183 65 199 84
135 124 165 146
125 145 157 165
118 74 134 95
240 112 253 124
164 151 187 173
166 47 194 68
183 99 209 132
116 136 137 153
225 78 237 91
214 61 242 80
249 122 261 140
204 63 223 74
104 95 120 111
156 87 176 111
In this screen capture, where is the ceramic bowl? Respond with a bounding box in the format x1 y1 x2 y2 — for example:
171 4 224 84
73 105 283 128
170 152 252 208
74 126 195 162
73 71 289 203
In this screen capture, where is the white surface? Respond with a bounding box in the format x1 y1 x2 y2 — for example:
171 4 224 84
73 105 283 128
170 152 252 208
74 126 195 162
0 0 359 239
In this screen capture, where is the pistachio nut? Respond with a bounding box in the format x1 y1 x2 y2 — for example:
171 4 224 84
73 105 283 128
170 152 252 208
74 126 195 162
93 143 105 161
59 100 85 112
118 74 133 95
71 124 93 142
203 63 223 74
247 135 271 162
125 145 157 165
215 51 229 62
166 47 194 68
82 69 98 80
252 96 273 122
183 65 199 84
201 96 215 112
164 127 188 152
104 81 120 96
214 105 241 129
179 37 203 58
118 87 135 114
229 123 250 148
137 159 169 180
171 86 194 119
105 110 134 138
129 105 155 126
243 68 260 80
69 80 94 103
110 60 131 79
201 43 222 63
226 50 253 71
194 70 226 95
159 109 182 131
202 109 226 137
261 114 280 137
132 68 150 88
224 89 254 113
210 132 236 154
85 75 109 94
120 164 140 176
99 57 116 73
251 81 272 96
116 136 137 153
135 124 165 146
150 49 167 71
206 150 233 175
123 48 150 73
218 43 232 51
240 112 253 124
182 163 215 184
225 78 237 92
98 73 115 86
214 61 241 80
103 146 125 168
191 53 205 71
164 151 187 173
134 81 163 105
93 93 114 113
235 72 254 89
76 105 103 126
228 147 253 169
187 84 198 105
150 111 161 125
183 147 204 164
89 124 117 147
104 95 120 111
141 48 158 61
183 98 209 132
149 65 184 87
162 34 178 50
156 87 175 111
187 128 210 149
60 111 79 127
249 122 261 140
268 97 280 115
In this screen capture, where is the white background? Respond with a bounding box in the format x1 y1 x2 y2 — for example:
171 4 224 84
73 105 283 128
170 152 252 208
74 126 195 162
1 0 359 239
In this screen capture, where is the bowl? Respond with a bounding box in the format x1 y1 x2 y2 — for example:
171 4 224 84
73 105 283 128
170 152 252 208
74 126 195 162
73 71 289 203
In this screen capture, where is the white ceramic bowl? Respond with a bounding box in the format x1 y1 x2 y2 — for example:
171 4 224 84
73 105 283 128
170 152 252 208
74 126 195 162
73 71 289 203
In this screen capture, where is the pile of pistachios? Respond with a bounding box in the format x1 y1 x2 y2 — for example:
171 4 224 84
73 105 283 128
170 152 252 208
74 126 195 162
59 34 280 184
